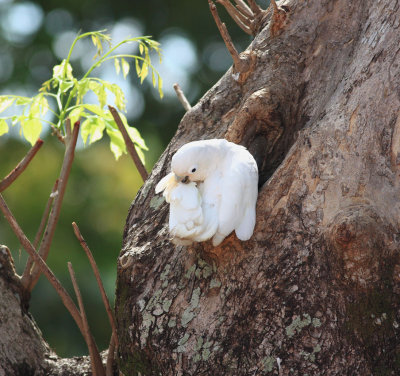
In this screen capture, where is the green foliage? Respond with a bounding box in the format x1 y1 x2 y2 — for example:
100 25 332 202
0 30 163 161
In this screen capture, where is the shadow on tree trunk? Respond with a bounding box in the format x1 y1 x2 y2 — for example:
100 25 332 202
116 0 400 374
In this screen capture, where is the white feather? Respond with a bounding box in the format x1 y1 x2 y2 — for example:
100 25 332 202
155 139 258 246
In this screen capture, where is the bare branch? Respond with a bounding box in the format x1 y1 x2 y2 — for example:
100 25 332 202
234 0 254 18
21 179 59 288
216 0 253 35
27 120 80 292
173 83 192 111
0 139 44 192
108 105 148 182
72 222 119 348
68 262 105 376
106 333 117 376
65 117 72 140
0 194 107 374
0 193 84 333
209 0 243 71
270 0 278 13
247 0 262 15
34 179 60 249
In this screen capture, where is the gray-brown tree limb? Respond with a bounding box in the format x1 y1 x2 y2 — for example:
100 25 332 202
1 0 400 375
116 0 400 375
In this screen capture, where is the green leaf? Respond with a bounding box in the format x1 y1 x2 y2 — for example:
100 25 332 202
30 95 49 118
82 104 105 117
158 76 164 99
0 97 15 113
15 97 31 105
0 119 8 136
121 58 130 78
92 35 103 58
152 70 156 87
106 83 126 112
139 43 144 55
53 59 73 80
11 115 20 126
81 117 105 145
60 80 74 93
106 127 126 160
69 106 85 125
135 145 146 165
76 78 90 102
140 61 149 83
127 126 148 151
89 80 107 108
38 96 49 116
91 34 98 48
40 78 52 93
22 118 42 145
135 58 141 76
114 58 120 75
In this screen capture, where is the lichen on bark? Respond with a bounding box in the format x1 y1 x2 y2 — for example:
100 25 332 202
116 0 400 374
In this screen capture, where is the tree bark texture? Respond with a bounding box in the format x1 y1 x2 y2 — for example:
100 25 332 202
116 0 400 375
0 244 111 375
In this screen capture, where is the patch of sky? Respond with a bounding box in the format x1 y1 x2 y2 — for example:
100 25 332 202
0 2 44 44
150 29 198 98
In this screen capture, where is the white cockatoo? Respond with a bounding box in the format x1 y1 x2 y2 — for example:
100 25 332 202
155 139 258 246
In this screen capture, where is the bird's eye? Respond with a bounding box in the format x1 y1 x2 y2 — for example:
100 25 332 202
191 168 197 173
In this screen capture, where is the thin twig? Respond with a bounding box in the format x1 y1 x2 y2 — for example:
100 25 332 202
21 179 59 287
173 83 192 111
216 0 253 34
0 193 84 333
72 222 119 348
108 105 148 182
234 0 254 18
27 120 80 292
106 333 117 376
68 262 105 376
0 194 106 375
0 139 44 192
209 0 243 70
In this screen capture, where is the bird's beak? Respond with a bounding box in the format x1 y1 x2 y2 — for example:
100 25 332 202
175 174 190 184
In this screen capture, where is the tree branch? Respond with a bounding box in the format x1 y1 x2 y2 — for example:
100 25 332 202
0 193 84 333
68 262 105 376
270 0 278 13
106 333 117 376
216 0 253 35
209 0 243 71
0 194 107 374
21 179 60 288
108 105 148 182
247 0 262 15
234 0 254 18
0 139 44 192
72 222 119 348
26 120 80 292
173 83 192 111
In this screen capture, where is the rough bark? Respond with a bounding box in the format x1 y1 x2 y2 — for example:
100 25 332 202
116 0 400 375
0 245 115 376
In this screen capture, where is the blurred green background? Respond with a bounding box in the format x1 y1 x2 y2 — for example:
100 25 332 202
0 0 259 357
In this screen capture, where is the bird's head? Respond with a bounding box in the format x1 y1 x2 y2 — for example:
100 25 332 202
171 141 219 183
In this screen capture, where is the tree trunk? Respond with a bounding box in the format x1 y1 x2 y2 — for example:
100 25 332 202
116 0 400 375
0 245 107 375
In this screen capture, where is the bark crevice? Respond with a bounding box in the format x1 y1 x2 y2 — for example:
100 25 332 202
116 0 400 374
